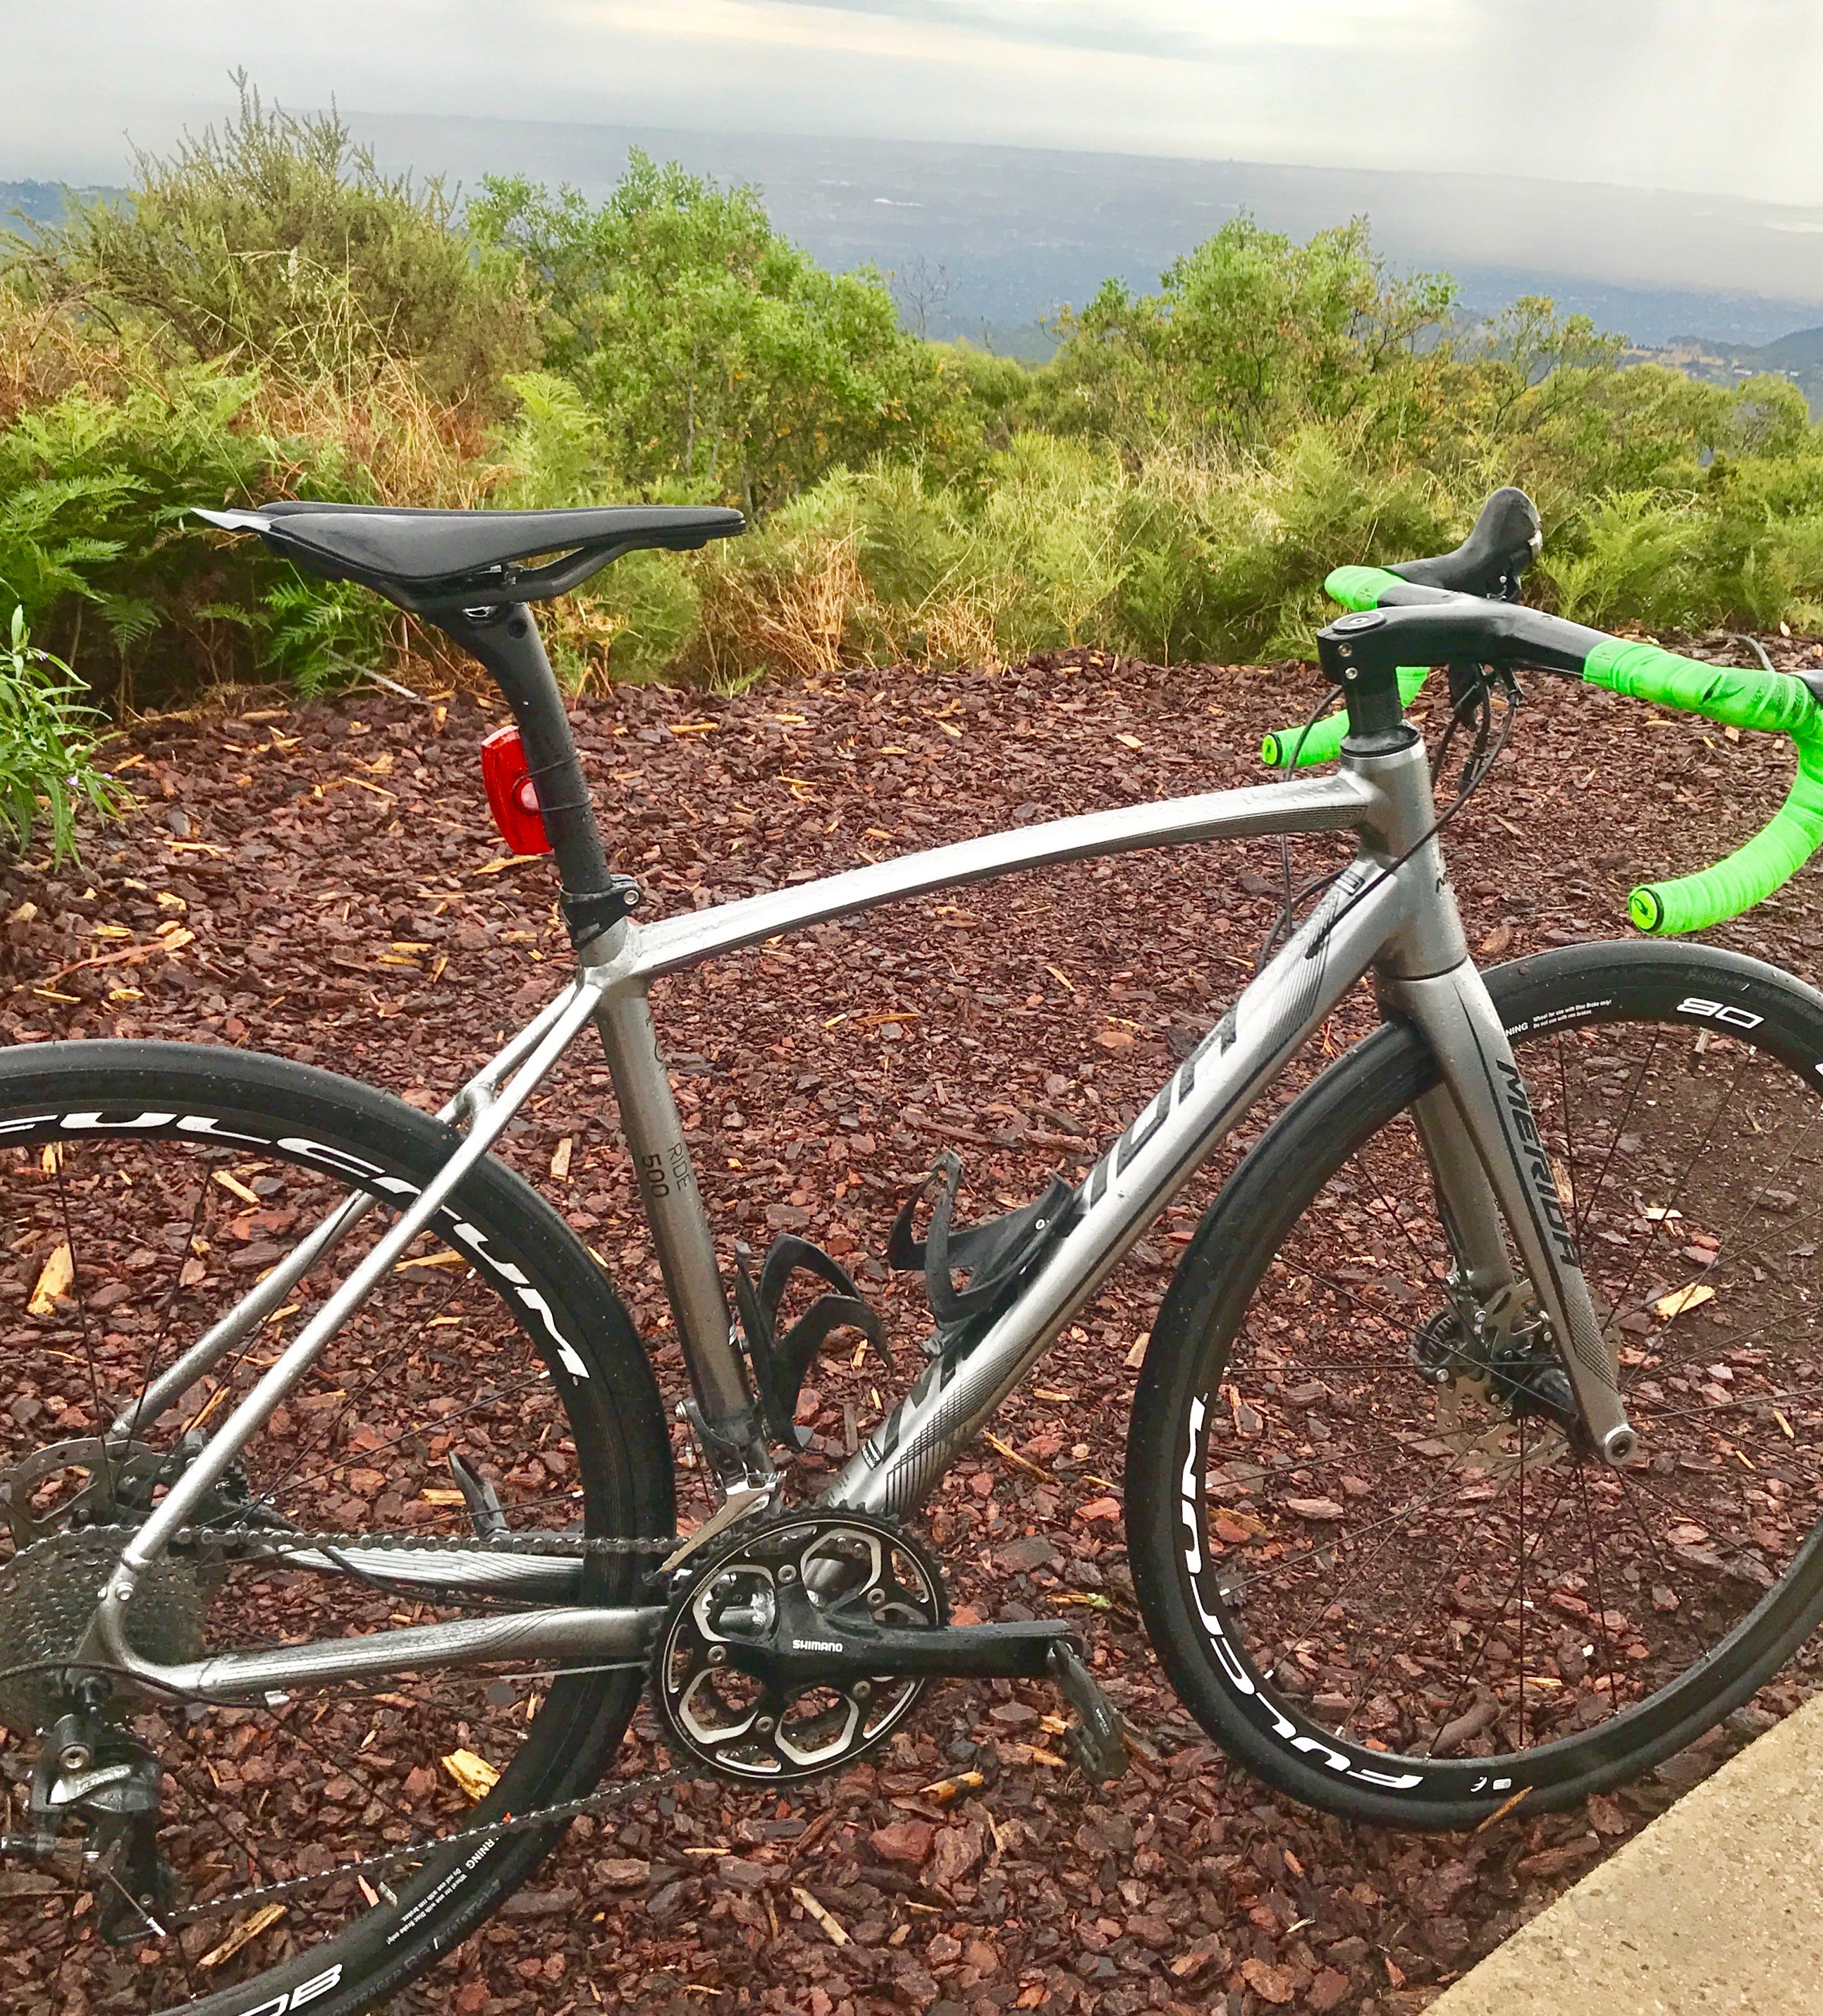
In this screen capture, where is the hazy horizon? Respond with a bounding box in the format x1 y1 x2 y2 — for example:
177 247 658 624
13 5 1823 349
13 2 1823 205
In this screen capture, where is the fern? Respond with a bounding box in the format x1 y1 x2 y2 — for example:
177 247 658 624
0 606 127 862
262 574 391 695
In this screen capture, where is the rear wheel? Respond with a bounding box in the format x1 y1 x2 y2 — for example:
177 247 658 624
0 1041 674 2015
1129 943 1823 1828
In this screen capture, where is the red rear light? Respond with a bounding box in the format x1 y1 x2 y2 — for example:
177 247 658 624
479 726 552 855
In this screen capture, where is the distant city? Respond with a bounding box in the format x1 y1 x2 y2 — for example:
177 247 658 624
11 117 1823 398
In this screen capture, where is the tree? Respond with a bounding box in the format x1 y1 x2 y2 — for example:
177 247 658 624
13 76 534 408
470 154 955 513
1034 216 1457 452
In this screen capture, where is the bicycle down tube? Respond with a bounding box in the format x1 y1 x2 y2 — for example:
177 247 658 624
82 732 1632 1703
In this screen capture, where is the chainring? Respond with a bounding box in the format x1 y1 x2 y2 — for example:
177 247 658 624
653 1509 947 1784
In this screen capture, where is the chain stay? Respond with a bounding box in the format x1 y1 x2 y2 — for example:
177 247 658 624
5 1519 686 1929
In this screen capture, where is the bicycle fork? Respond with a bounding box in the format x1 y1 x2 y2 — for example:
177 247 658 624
1387 963 1637 1463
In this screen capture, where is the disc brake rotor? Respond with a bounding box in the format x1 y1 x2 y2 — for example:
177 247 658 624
1433 1376 1569 1484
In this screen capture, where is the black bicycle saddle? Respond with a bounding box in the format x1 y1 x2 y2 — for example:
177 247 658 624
195 501 745 611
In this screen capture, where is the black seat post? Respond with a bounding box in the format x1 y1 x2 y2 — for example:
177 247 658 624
428 604 633 953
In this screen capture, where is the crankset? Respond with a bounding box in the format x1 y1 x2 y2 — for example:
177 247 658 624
653 1508 1128 1785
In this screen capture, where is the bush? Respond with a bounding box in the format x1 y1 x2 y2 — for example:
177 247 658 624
0 605 124 860
1030 217 1457 456
10 99 1823 706
15 78 534 410
470 155 963 513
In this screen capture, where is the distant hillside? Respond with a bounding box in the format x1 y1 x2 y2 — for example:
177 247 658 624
1639 326 1823 411
343 113 1823 351
0 179 127 232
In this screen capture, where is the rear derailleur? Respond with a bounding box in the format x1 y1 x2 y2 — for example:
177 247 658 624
4 1680 171 1943
653 1509 1126 1786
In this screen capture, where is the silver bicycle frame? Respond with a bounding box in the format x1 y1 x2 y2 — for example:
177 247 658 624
85 730 1633 1703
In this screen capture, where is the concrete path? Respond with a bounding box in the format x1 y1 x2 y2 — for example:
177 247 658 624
1428 1691 1823 2015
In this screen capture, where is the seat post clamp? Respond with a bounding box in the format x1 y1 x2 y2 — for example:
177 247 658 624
561 875 644 950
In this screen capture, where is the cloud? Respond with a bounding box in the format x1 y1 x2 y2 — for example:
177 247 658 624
768 0 1444 63
3 0 1822 212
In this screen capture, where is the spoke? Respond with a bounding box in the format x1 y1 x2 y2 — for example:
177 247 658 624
1274 1256 1422 1342
250 1264 474 1515
1612 1475 1678 1586
156 1709 288 1901
1613 1467 1768 1575
1356 1135 1447 1289
1239 1463 1494 1594
1605 1052 1749 1335
49 1154 106 1443
1308 1464 1514 1738
1517 1415 1528 1748
133 1167 219 1450
1575 1463 1620 1722
254 1367 556 1513
274 1694 430 1843
1425 1470 1574 1753
1575 1024 1662 1243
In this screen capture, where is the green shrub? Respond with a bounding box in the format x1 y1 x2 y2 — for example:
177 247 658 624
0 605 125 860
16 78 534 409
11 99 1823 704
470 155 963 514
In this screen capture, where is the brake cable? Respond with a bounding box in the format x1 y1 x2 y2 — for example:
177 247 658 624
1260 682 1351 968
1299 663 1523 958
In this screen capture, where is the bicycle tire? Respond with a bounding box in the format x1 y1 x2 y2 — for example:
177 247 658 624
1127 941 1823 1829
0 1041 674 2016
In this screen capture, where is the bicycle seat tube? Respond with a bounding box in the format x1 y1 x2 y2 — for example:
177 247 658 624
431 601 770 1479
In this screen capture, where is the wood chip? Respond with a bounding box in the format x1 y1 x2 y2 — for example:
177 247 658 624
27 1242 73 1316
441 1748 501 1801
212 1169 262 1206
199 1901 286 1969
982 1430 1048 1478
918 1770 985 1801
551 1137 574 1180
1655 1283 1716 1320
791 1886 849 1945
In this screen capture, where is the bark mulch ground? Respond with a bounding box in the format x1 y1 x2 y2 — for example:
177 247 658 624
5 637 1823 2015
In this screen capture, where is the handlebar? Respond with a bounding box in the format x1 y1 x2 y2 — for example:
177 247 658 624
1260 497 1823 935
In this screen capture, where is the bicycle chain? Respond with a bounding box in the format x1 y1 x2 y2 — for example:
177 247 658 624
161 1761 701 1926
8 1520 694 1929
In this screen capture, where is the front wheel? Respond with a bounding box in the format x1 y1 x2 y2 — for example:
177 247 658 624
1128 941 1823 1829
0 1041 675 2015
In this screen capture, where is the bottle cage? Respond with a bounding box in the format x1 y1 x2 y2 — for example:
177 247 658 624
889 1150 1079 1345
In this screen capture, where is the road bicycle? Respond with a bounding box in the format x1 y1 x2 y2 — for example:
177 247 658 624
4 485 1823 2015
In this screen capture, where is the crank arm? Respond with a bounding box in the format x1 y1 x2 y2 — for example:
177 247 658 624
724 1613 1081 1688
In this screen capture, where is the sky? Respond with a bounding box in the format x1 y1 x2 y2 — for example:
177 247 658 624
11 0 1823 209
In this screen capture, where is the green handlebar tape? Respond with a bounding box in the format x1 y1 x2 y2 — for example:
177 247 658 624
1261 667 1430 768
1583 637 1823 933
1582 637 1820 739
1322 565 1406 613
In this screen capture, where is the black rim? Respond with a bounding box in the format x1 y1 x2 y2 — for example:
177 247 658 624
1153 951 1823 1815
0 1054 661 2015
